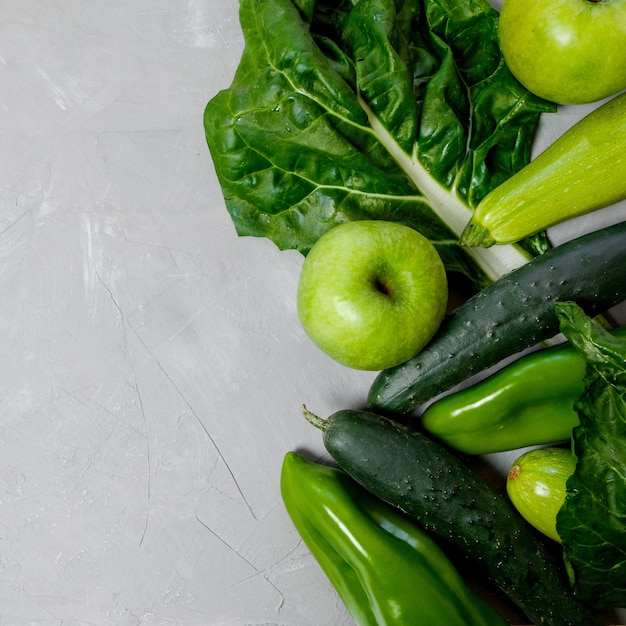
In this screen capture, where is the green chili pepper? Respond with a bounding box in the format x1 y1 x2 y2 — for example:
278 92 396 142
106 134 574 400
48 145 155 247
419 327 626 455
280 451 507 626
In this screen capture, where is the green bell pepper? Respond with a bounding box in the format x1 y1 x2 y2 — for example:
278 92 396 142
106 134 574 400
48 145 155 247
280 451 507 626
419 327 626 455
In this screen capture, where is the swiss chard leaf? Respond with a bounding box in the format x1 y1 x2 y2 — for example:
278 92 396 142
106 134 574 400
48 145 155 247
555 301 626 609
204 0 553 287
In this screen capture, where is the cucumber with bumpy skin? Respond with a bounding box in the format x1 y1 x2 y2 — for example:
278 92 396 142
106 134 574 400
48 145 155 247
368 220 626 415
304 407 601 626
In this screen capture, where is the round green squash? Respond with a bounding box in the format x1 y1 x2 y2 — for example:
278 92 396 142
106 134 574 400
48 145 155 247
506 447 576 542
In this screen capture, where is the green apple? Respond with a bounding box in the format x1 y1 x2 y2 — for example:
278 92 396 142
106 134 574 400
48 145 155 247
498 0 626 105
296 220 448 371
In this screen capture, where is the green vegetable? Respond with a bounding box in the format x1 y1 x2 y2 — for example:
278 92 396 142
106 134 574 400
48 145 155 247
304 406 601 626
204 0 554 289
419 326 626 454
368 220 626 415
280 451 507 626
554 301 626 609
461 93 626 247
506 447 576 543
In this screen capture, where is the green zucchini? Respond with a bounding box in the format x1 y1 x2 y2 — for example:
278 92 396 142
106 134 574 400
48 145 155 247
304 407 602 626
368 220 626 415
460 92 626 247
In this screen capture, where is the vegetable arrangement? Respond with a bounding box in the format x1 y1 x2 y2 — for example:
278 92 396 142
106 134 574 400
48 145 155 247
548 303 626 608
461 92 626 247
419 326 626 454
281 451 508 626
505 302 626 609
204 0 626 622
204 0 553 289
368 220 626 415
302 406 602 626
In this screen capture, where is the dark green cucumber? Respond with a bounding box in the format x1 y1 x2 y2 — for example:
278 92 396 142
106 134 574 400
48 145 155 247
368 221 626 414
305 407 602 626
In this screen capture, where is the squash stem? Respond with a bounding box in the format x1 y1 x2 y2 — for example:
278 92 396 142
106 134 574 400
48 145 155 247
508 464 521 481
302 405 328 431
460 220 494 248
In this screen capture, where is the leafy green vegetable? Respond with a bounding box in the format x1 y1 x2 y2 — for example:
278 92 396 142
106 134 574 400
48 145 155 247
555 301 626 609
204 0 554 288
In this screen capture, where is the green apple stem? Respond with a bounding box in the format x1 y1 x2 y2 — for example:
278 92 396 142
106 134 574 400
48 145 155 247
302 405 328 432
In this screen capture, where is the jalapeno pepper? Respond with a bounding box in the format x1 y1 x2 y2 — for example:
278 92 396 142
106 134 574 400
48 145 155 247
280 451 507 626
419 327 626 455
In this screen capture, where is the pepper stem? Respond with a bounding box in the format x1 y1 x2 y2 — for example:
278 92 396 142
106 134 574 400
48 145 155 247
302 405 328 431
